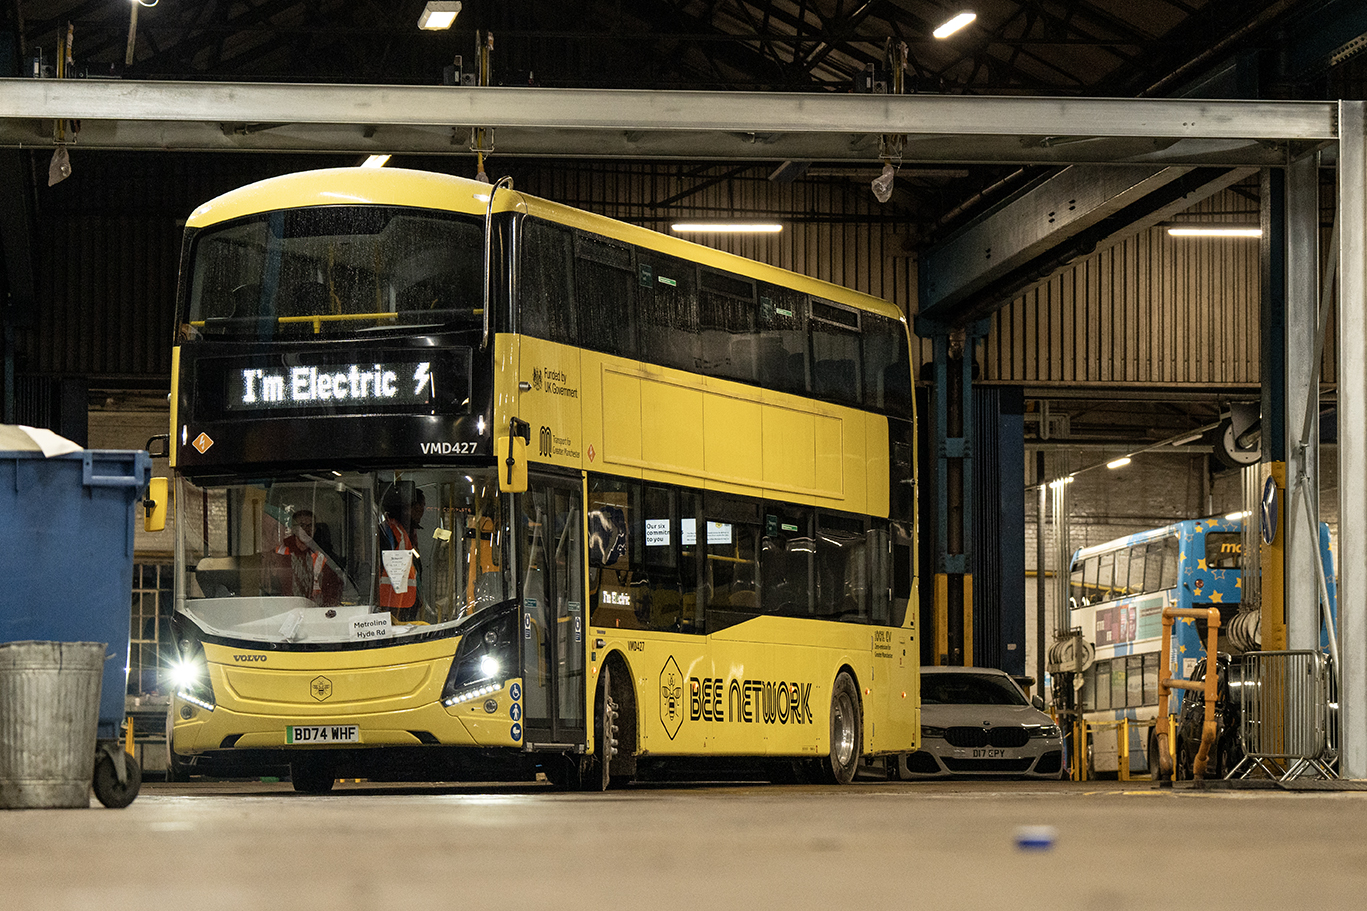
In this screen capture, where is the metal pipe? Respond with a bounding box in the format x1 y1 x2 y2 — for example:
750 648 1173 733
481 175 513 350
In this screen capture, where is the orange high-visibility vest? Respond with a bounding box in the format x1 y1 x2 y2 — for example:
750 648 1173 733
378 517 417 610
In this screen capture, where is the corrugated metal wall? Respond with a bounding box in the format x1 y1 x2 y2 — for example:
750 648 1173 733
982 181 1340 389
982 187 1264 387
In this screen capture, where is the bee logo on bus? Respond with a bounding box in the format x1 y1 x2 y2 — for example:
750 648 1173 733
660 657 684 739
311 676 333 701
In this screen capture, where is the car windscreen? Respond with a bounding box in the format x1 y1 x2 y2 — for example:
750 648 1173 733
921 673 1028 706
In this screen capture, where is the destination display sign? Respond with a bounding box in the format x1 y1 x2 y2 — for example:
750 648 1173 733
206 349 471 415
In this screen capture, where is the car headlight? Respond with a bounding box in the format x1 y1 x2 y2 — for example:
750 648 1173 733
921 725 947 738
1031 724 1061 740
441 601 518 706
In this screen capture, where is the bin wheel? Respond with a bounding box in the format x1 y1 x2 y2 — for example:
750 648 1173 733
291 759 336 794
93 752 142 808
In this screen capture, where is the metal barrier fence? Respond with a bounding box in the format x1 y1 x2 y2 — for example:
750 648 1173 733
1232 650 1336 781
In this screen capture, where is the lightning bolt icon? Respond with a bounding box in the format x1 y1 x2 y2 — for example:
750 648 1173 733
413 362 434 397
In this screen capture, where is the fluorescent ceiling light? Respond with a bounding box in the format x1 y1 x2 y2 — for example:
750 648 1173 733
360 154 391 168
1225 510 1251 521
1167 226 1262 238
1106 457 1131 470
671 223 782 234
418 1 461 30
933 12 977 39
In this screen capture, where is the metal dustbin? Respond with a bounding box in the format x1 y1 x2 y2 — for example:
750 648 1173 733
0 642 105 808
0 426 152 808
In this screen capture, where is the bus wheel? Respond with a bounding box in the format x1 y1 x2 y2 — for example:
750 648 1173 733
584 667 620 792
822 672 862 785
290 758 336 794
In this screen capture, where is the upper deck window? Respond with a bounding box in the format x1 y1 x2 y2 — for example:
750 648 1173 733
185 206 484 340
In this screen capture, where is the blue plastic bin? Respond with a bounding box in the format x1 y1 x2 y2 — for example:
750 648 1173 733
0 443 151 741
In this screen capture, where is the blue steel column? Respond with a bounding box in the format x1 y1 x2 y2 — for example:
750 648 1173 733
1338 101 1367 779
918 317 987 666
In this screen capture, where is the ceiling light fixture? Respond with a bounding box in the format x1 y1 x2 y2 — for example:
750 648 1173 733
1106 457 1131 470
361 154 391 168
671 223 783 234
418 1 461 30
1166 226 1262 238
933 12 977 39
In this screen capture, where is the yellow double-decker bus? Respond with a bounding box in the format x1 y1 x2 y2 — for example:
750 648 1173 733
162 167 919 791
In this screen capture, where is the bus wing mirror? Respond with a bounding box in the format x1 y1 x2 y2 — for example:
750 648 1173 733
497 418 530 493
144 476 169 532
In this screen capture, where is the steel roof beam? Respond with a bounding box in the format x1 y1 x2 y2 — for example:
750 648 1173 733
917 164 1257 325
0 79 1336 142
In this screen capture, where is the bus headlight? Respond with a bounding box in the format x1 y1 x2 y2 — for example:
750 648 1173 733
441 602 518 707
167 634 216 712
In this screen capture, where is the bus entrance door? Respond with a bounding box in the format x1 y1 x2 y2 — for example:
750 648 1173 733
519 477 587 747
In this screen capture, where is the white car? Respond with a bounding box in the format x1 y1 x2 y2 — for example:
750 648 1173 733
899 667 1065 779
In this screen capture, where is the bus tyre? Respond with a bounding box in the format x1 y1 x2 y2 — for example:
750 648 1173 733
585 667 620 792
822 672 862 785
291 758 336 794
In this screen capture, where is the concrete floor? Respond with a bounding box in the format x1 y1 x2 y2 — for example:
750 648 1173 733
3 779 1364 910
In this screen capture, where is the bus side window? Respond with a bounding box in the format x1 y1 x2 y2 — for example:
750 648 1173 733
1092 658 1111 711
758 286 807 397
809 299 862 408
1070 560 1086 607
815 512 869 623
587 477 639 630
699 269 758 384
1113 548 1131 596
760 505 814 619
863 313 913 419
519 219 576 344
574 233 637 358
1144 540 1165 592
703 495 762 632
1158 536 1180 589
639 254 700 372
1082 556 1099 605
1128 545 1147 596
1096 551 1115 603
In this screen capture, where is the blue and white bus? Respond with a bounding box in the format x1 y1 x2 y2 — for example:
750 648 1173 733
1068 515 1335 777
